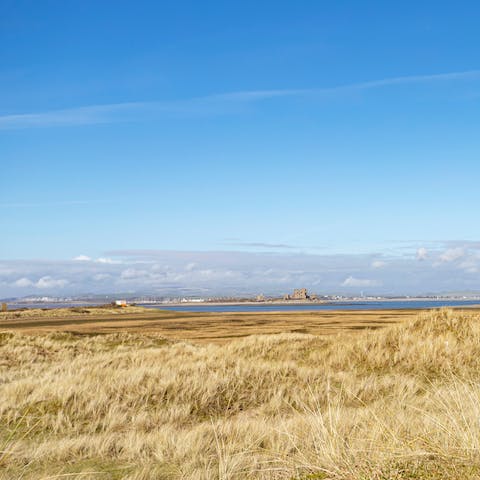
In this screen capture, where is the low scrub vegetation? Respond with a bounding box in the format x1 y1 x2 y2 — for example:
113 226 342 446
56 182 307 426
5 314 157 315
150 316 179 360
1 309 480 479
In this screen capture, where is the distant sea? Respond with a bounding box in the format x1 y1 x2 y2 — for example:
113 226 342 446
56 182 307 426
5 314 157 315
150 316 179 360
5 299 480 312
142 299 480 312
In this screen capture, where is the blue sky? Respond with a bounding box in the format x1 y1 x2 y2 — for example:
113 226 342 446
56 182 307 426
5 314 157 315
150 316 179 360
2 1 480 297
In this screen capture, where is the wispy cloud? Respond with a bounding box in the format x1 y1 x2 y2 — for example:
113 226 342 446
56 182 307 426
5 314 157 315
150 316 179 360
1 69 479 129
213 69 480 101
331 70 480 91
0 103 145 129
0 200 90 208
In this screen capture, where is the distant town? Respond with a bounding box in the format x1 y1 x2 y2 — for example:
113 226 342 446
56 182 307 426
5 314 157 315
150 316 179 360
3 288 480 307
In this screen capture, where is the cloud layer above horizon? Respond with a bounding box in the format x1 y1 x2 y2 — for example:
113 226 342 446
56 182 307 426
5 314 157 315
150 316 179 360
1 243 480 298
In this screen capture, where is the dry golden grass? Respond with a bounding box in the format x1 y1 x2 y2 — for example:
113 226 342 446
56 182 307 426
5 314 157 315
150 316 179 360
1 309 480 479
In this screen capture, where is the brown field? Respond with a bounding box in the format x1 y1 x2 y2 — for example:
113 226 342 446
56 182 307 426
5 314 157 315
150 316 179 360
2 307 480 479
0 305 427 343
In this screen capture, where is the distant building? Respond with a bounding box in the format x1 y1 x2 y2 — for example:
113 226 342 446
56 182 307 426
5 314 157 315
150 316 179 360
114 300 127 307
284 288 316 301
293 288 308 300
256 294 266 302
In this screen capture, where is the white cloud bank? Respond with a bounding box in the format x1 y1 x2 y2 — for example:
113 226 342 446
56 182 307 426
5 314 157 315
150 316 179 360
73 255 91 261
12 276 69 289
73 255 120 264
2 243 480 297
416 247 428 261
342 276 380 287
439 247 465 263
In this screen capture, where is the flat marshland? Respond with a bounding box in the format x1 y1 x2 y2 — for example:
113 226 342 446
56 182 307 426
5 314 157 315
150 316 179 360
2 308 480 479
0 306 417 342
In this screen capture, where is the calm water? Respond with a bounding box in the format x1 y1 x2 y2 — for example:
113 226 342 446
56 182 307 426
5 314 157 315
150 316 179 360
5 299 479 312
142 300 480 312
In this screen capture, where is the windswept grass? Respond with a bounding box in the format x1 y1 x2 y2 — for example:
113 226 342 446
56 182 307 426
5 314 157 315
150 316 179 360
1 309 480 479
